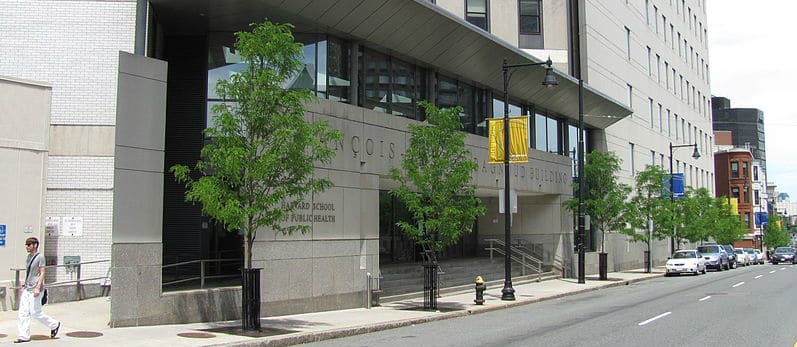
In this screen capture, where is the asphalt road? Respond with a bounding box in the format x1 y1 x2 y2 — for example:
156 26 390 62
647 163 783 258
301 264 797 347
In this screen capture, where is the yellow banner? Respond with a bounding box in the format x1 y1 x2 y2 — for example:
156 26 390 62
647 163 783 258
729 198 738 215
488 117 529 164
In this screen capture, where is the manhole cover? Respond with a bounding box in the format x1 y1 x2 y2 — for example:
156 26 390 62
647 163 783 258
178 332 216 338
201 326 298 338
0 334 6 338
66 331 104 338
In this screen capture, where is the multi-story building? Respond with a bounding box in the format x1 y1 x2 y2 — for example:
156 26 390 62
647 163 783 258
714 148 755 247
1 0 713 326
711 96 767 170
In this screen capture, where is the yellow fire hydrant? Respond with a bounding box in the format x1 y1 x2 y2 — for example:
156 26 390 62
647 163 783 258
474 276 486 305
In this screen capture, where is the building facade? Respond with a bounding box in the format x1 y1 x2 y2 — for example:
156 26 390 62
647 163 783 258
2 0 716 326
714 149 755 247
711 96 767 170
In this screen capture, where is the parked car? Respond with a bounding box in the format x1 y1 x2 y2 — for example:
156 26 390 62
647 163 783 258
697 244 729 271
734 248 749 266
743 248 759 265
771 247 796 265
723 244 738 269
754 249 765 264
665 250 707 276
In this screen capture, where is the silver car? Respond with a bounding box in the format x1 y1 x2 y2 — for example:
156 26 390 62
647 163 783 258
697 244 729 271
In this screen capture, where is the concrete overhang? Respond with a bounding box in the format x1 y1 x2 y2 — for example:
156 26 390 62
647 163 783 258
149 0 632 129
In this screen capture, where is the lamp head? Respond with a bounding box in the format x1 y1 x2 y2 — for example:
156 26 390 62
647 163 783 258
691 145 701 159
542 58 559 88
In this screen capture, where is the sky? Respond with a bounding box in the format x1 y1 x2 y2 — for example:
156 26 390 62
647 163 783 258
707 0 797 199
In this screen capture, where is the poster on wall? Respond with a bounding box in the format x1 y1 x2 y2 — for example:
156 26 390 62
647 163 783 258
61 216 83 236
46 217 61 237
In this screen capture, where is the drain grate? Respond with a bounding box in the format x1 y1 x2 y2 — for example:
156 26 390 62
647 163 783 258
178 332 216 339
66 331 104 338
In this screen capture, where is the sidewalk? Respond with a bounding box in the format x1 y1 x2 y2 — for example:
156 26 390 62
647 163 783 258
0 268 663 346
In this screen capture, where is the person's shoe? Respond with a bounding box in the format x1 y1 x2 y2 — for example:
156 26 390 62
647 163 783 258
51 321 60 338
13 339 30 343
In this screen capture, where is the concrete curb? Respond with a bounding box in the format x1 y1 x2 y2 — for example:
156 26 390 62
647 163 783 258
213 273 663 347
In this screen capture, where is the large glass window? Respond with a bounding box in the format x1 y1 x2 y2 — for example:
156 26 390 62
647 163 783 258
466 0 489 31
534 112 560 154
438 76 487 136
206 33 350 127
731 161 739 178
360 48 426 119
519 0 541 34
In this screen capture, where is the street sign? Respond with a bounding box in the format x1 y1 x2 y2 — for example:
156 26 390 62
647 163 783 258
0 224 6 247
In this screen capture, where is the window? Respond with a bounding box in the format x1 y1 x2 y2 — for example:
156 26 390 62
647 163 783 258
519 0 541 34
658 104 663 130
656 54 661 83
439 75 487 136
647 47 652 76
731 161 739 178
662 16 667 42
754 190 760 205
466 0 489 31
535 113 560 154
667 109 671 136
628 84 633 108
654 6 659 33
629 142 636 175
665 61 670 89
754 166 759 181
645 0 650 25
651 150 656 165
744 186 751 204
742 161 749 178
361 49 427 120
648 98 654 128
625 26 631 60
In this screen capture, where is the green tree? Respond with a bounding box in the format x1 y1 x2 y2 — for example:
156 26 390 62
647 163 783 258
564 151 631 253
678 188 719 244
623 165 672 254
170 20 342 269
710 198 746 245
764 214 791 248
389 101 485 256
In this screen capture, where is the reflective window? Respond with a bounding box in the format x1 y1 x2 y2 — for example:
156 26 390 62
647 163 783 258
466 0 489 31
438 76 487 136
360 49 426 119
534 112 560 154
519 0 541 34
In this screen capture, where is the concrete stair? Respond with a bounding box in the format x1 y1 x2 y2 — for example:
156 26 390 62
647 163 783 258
378 257 560 301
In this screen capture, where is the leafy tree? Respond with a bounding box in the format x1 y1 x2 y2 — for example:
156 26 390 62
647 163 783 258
623 165 672 253
678 188 720 244
170 20 342 269
764 214 791 248
565 151 631 253
711 198 747 245
389 101 485 256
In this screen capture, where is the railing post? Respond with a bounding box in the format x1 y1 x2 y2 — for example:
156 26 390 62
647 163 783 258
200 260 206 288
76 263 82 288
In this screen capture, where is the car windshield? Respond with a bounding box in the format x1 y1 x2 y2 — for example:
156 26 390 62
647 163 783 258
734 249 744 254
672 251 695 259
775 247 793 254
697 246 720 254
744 249 755 254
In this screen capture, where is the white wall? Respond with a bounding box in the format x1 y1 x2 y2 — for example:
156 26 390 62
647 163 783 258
0 0 137 282
0 76 51 311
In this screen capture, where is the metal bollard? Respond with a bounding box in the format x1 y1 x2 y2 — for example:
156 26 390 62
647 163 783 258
474 276 486 305
366 272 372 309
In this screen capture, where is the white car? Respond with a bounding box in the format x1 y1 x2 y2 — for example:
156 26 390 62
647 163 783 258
744 248 760 265
666 250 707 276
734 248 749 266
754 249 765 264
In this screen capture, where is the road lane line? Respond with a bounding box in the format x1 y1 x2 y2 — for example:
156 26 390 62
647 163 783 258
638 312 672 326
755 275 763 279
699 296 711 301
732 282 745 288
770 270 777 273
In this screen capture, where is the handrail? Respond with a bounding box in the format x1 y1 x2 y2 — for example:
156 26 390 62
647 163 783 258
11 259 111 290
162 258 242 288
484 238 543 281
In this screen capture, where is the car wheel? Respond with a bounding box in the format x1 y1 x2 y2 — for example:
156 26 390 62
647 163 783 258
702 267 707 274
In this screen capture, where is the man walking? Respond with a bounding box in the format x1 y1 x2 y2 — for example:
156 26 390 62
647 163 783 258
15 237 60 343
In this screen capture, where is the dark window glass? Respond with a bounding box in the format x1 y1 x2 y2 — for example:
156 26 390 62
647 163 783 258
547 117 559 154
731 186 740 199
391 58 417 117
327 38 350 102
438 75 485 135
754 166 759 181
744 186 750 204
466 0 489 30
730 161 739 178
362 49 390 113
519 0 541 34
535 113 547 150
742 161 749 178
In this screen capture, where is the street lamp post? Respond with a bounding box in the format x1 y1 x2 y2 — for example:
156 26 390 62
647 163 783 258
668 142 701 255
576 79 586 284
501 58 558 300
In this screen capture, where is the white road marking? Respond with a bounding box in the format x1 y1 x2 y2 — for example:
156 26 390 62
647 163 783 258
770 270 777 274
699 296 711 301
754 275 763 279
638 312 672 326
732 282 745 288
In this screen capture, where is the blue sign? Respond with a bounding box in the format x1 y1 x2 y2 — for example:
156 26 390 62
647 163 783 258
755 212 768 227
0 224 6 247
663 173 685 198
